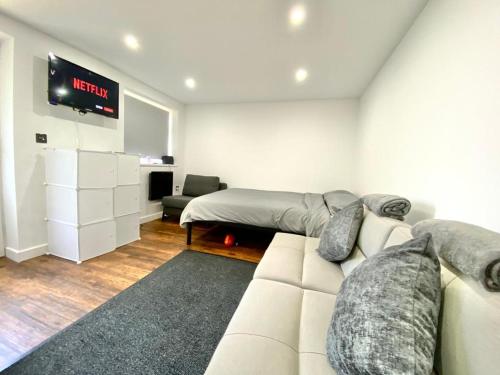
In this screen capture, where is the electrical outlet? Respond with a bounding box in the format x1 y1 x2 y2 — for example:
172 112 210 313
36 133 47 143
175 185 180 192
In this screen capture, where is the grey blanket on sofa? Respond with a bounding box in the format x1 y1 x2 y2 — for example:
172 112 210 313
180 188 331 237
412 220 500 292
362 194 411 220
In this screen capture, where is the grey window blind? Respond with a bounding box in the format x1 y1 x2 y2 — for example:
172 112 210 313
124 95 169 158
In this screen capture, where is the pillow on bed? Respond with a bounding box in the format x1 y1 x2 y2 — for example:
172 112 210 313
317 200 364 262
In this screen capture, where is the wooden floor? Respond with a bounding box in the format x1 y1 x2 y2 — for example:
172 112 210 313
0 218 271 370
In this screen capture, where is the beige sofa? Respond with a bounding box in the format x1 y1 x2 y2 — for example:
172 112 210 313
204 211 500 375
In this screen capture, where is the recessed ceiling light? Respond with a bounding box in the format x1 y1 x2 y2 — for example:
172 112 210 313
124 34 140 50
295 68 308 83
289 5 306 26
185 77 196 89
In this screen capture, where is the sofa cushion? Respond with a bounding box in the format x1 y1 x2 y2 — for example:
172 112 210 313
299 290 336 355
302 247 345 295
339 213 411 277
225 279 302 350
300 353 337 375
384 225 412 248
206 278 338 375
327 234 441 375
357 211 409 257
254 234 344 295
255 213 411 294
268 232 306 250
161 195 194 209
436 274 500 375
182 174 220 197
317 201 364 262
204 334 298 375
339 246 366 277
253 244 304 287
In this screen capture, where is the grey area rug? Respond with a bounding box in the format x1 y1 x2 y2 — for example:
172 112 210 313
2 250 256 375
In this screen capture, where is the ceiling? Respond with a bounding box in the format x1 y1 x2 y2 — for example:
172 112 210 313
0 0 427 104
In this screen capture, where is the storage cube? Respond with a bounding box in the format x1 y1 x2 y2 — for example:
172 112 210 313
116 213 140 248
117 153 140 185
47 220 116 263
78 151 117 188
79 220 116 261
46 185 113 225
45 148 77 187
45 149 117 188
45 149 141 263
114 185 140 217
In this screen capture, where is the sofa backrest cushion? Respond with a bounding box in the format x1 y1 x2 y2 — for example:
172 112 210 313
182 174 220 197
357 211 409 258
340 246 366 277
340 211 409 277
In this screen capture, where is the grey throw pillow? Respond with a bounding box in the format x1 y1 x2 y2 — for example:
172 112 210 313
327 234 441 375
317 200 364 262
323 190 360 215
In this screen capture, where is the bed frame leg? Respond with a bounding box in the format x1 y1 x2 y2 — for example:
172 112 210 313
186 222 192 245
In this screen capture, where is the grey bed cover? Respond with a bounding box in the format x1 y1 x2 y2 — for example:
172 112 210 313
180 188 331 237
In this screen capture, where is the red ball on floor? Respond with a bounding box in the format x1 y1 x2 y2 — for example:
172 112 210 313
224 234 235 248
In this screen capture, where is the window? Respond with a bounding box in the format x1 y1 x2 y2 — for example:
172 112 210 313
124 93 170 159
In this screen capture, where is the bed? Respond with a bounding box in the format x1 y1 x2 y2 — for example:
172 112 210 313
180 188 339 244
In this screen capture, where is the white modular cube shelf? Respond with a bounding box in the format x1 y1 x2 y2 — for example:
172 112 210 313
114 185 140 217
45 149 141 263
46 185 113 225
47 220 116 263
116 213 140 248
45 148 117 188
116 153 140 185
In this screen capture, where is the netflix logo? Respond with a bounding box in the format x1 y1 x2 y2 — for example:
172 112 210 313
73 78 109 99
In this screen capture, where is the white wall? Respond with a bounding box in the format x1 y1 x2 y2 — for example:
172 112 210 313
0 36 16 257
356 0 500 230
184 99 358 193
0 14 185 260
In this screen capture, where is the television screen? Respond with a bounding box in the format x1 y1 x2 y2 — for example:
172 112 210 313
48 53 119 119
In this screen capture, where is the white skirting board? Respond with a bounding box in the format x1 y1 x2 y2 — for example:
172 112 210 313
140 211 163 224
6 243 48 263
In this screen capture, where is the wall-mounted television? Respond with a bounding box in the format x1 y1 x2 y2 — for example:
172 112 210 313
48 53 119 119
